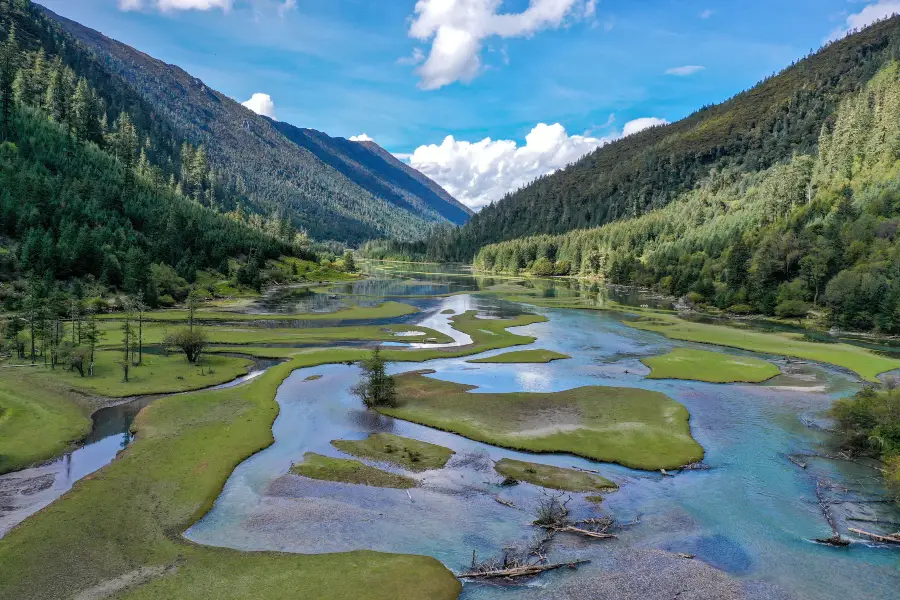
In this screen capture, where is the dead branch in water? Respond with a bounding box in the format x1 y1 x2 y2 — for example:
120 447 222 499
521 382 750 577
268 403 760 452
849 528 900 544
787 454 807 469
812 479 850 547
492 496 519 510
847 516 900 527
458 560 590 580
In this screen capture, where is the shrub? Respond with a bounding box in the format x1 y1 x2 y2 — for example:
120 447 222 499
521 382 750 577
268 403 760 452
530 257 555 277
775 300 810 322
727 304 754 315
164 328 208 364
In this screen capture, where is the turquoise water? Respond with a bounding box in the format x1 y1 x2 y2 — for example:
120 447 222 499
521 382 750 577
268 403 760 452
186 295 900 599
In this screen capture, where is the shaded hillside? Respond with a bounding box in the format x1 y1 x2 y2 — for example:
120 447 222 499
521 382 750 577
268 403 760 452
38 4 466 244
437 16 900 260
271 121 471 225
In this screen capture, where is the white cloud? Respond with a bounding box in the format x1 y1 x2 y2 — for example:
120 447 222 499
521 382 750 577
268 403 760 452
119 0 232 10
408 118 666 210
622 117 668 136
699 9 714 19
665 65 705 76
398 48 426 66
827 2 900 41
407 0 596 90
241 93 277 120
349 133 374 142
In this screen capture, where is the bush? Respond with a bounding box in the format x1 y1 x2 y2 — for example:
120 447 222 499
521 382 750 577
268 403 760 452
727 304 754 315
775 299 810 321
554 260 571 276
164 328 208 364
530 257 555 277
831 387 900 456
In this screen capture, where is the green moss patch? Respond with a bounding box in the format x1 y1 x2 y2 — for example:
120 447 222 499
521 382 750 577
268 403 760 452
332 433 454 472
629 314 900 382
494 459 616 492
641 348 780 383
291 452 417 489
467 349 570 364
381 372 703 470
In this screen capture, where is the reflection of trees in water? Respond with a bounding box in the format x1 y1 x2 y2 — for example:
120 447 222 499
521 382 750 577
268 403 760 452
345 409 396 433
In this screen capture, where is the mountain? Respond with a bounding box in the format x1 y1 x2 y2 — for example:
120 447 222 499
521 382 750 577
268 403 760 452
430 15 900 261
37 3 466 244
270 122 472 225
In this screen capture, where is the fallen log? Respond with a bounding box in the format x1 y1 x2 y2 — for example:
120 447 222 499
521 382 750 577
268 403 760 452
660 469 675 477
458 559 590 580
555 525 617 540
492 496 518 510
787 455 807 469
847 517 900 527
849 528 900 544
814 534 851 547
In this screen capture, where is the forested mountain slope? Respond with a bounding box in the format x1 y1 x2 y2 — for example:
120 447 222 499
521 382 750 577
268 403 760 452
271 121 472 225
0 3 291 307
36 3 465 244
476 62 900 333
436 16 900 260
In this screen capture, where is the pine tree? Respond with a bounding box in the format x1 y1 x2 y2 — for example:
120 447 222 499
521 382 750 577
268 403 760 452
0 24 18 141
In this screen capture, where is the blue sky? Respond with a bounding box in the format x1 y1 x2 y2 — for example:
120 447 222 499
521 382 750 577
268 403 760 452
34 0 900 209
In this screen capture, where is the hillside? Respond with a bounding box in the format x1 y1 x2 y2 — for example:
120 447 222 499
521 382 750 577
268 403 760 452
476 61 900 333
36 3 466 244
431 15 900 260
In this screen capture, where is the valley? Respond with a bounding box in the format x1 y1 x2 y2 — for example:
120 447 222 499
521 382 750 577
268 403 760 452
1 264 898 599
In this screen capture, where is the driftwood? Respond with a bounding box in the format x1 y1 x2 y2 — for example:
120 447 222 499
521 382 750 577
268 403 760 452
660 469 675 477
787 455 807 469
812 479 850 547
493 496 518 510
849 528 900 544
571 465 604 475
458 559 590 580
847 517 900 527
555 525 617 539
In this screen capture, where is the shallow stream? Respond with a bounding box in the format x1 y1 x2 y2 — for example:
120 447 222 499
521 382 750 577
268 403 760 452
185 279 900 600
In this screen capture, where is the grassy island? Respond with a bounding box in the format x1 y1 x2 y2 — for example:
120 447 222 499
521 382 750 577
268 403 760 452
495 458 617 492
332 433 455 472
641 348 780 383
291 452 417 489
380 371 703 470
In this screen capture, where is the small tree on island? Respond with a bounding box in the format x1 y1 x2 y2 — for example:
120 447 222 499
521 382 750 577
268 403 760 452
165 328 208 364
351 348 397 409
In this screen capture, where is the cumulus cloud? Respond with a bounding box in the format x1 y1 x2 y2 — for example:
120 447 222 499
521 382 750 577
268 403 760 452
407 0 596 90
409 118 667 210
241 93 277 120
349 133 374 142
665 65 705 76
621 117 668 137
827 2 900 41
699 9 714 19
119 0 232 10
